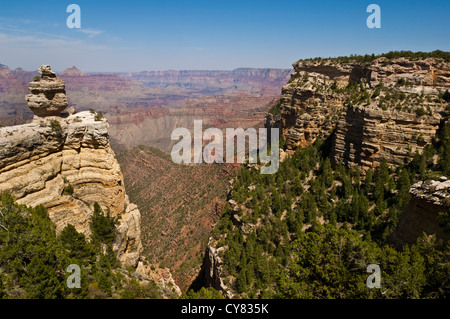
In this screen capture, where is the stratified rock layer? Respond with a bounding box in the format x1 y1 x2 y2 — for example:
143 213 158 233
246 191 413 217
0 111 141 267
332 104 442 170
270 56 450 169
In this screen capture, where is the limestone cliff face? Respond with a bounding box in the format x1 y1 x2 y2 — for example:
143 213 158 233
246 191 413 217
270 56 449 169
332 104 442 170
0 111 142 267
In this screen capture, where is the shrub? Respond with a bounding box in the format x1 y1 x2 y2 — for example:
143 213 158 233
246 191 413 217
268 100 281 116
415 107 426 117
94 111 104 121
397 78 406 86
49 119 62 132
443 89 450 102
63 184 74 195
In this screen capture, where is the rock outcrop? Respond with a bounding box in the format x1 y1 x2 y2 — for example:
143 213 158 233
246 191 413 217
409 177 450 207
25 65 68 116
202 244 233 299
135 259 182 297
0 110 141 267
0 65 182 296
389 177 450 246
269 56 450 169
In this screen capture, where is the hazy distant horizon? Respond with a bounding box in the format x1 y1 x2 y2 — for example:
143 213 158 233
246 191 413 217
1 64 295 74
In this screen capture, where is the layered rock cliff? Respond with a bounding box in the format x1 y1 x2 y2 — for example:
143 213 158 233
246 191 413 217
268 55 450 170
0 110 142 267
0 66 182 296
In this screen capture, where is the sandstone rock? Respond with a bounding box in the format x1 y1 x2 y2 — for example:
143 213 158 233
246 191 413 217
66 106 76 115
227 199 239 213
0 111 139 267
409 179 450 206
202 244 233 299
38 64 56 77
389 178 450 246
135 260 182 298
331 104 442 170
270 56 450 169
25 65 68 116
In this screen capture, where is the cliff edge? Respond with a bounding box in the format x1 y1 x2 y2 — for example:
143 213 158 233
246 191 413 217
0 65 181 296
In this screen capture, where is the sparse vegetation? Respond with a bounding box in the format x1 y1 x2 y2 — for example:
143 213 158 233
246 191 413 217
63 184 74 195
94 111 104 121
268 100 281 116
49 119 62 132
299 50 450 64
397 78 406 86
415 107 426 117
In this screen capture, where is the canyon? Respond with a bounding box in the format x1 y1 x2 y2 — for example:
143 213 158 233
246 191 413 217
201 53 450 298
0 63 291 291
267 55 450 170
0 65 292 152
1 53 449 298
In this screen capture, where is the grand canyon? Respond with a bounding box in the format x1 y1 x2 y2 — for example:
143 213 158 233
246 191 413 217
0 50 449 301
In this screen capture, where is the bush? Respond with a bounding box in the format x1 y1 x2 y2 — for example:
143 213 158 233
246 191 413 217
49 119 62 132
443 89 450 102
397 78 406 86
94 111 104 121
268 100 281 116
63 184 74 195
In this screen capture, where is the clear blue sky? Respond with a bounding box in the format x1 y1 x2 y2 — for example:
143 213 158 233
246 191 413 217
0 0 448 72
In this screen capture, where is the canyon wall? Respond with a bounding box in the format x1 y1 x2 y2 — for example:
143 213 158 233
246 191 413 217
269 56 449 170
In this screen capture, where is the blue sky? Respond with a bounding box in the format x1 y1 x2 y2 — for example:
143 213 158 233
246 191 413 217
0 0 449 72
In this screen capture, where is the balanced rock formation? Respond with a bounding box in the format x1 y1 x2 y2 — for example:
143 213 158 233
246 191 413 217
25 65 68 116
0 110 141 267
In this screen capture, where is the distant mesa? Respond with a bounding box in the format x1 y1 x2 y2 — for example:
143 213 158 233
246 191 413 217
25 65 68 116
59 66 86 77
